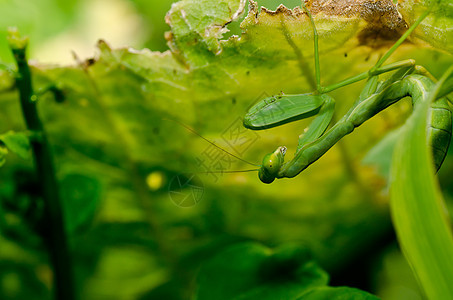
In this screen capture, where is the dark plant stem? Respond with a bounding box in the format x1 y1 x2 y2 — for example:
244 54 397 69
9 32 75 300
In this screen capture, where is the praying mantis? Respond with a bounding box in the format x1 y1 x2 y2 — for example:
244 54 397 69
241 0 453 184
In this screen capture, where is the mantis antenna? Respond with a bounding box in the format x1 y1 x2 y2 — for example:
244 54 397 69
197 169 260 174
166 118 261 168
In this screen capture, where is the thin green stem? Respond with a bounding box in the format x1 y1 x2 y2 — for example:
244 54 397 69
8 31 75 300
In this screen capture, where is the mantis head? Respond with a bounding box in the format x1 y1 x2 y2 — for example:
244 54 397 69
259 146 287 184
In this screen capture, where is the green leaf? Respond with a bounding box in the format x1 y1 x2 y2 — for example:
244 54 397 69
390 67 453 299
194 242 329 300
0 131 30 160
60 173 101 234
194 242 380 300
0 145 7 167
297 286 380 300
399 0 453 54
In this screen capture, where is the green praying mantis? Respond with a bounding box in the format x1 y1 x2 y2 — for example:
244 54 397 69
239 0 453 184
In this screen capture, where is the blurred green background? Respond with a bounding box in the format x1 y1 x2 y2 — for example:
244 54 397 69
0 0 452 299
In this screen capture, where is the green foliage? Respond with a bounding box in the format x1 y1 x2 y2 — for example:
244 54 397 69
194 243 379 300
298 286 379 300
0 131 30 161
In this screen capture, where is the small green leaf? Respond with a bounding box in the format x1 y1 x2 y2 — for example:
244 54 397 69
0 131 31 160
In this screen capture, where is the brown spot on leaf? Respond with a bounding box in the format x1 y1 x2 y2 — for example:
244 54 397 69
261 4 305 17
306 0 408 48
248 0 408 48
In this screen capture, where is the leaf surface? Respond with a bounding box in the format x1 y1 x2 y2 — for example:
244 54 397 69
0 131 30 160
390 68 453 299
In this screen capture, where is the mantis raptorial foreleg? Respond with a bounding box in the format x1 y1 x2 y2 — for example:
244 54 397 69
297 94 335 150
243 0 452 184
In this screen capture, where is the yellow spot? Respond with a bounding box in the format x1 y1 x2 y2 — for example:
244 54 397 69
146 171 165 191
79 98 89 107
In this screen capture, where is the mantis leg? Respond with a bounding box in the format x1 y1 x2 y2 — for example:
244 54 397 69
297 94 334 151
322 60 416 94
